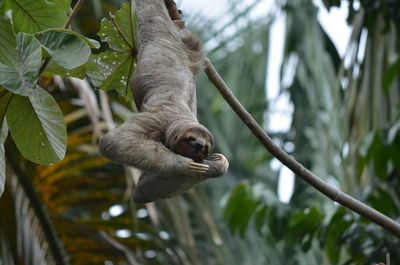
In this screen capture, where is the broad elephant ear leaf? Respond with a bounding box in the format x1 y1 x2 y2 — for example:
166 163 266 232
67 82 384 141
35 28 100 78
87 1 137 101
0 0 70 34
0 87 12 125
6 86 67 165
35 29 96 70
0 33 41 96
0 16 17 67
223 183 261 236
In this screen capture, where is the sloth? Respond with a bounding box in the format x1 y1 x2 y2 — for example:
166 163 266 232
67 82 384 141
100 0 229 203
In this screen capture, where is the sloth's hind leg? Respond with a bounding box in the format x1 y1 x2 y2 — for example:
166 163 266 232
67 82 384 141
134 170 206 203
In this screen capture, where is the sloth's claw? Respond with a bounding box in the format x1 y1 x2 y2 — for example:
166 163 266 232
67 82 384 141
209 153 229 170
189 162 209 173
209 154 222 161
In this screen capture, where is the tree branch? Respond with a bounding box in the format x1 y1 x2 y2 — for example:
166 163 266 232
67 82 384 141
203 58 400 238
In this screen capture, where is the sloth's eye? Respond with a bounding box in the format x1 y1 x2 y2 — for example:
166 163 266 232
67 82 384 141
187 136 196 142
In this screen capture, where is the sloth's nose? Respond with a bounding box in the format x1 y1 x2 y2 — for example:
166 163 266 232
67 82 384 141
193 139 205 151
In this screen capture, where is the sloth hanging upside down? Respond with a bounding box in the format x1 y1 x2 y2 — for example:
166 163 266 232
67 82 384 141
100 0 229 203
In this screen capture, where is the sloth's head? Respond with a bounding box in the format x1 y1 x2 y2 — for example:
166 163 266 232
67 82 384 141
166 123 214 162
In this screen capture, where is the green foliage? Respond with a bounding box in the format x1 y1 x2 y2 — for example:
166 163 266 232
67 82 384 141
0 0 96 170
323 208 353 265
224 183 261 236
383 58 400 93
287 207 323 251
0 16 16 67
350 0 400 30
389 122 400 172
35 30 92 69
87 50 134 99
40 29 100 78
0 33 41 96
44 29 101 49
87 2 137 101
322 0 340 8
7 86 67 165
0 87 12 124
44 60 88 79
218 0 400 264
360 131 390 180
0 0 70 33
279 0 400 263
98 2 136 52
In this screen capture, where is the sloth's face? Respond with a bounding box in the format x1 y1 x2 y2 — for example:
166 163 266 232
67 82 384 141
172 127 213 162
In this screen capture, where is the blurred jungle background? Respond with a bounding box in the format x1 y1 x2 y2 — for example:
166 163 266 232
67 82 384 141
0 0 400 264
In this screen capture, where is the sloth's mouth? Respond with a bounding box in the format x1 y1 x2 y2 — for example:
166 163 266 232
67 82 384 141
192 138 206 151
189 146 209 161
172 137 210 162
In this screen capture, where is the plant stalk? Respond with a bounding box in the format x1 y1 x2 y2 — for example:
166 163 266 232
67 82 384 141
38 0 86 76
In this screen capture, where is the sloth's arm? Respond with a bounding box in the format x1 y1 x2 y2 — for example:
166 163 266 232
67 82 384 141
99 116 209 175
202 154 229 178
99 118 227 177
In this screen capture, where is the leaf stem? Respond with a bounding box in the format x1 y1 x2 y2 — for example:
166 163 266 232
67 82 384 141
63 0 86 29
38 0 86 76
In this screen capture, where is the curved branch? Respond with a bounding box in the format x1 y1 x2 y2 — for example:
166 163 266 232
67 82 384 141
203 58 400 238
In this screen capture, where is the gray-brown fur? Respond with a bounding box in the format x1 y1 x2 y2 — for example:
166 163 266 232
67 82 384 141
99 0 228 203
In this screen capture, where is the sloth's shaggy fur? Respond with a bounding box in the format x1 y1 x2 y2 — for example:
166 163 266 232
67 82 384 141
100 0 228 203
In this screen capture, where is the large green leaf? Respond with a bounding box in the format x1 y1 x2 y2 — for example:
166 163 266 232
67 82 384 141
6 86 67 165
43 61 87 79
99 2 136 52
0 119 8 197
0 0 70 34
287 207 323 250
0 33 41 96
383 59 400 93
324 208 352 265
87 51 134 98
223 183 261 236
39 29 99 78
0 87 12 125
42 28 100 49
35 30 91 69
0 16 16 67
50 0 70 13
87 2 137 100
